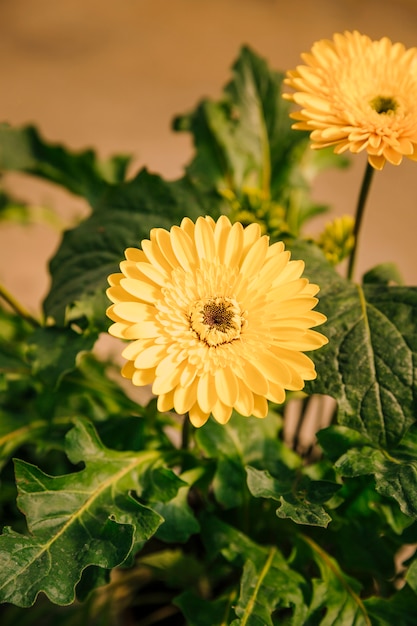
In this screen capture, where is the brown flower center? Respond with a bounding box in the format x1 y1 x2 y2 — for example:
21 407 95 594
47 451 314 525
189 297 242 346
370 95 398 115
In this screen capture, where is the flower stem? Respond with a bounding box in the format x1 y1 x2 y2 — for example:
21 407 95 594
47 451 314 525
181 414 190 450
346 162 375 281
0 283 40 327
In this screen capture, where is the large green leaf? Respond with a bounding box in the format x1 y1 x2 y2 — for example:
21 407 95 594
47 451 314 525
42 170 206 326
0 124 130 204
290 241 417 448
0 419 186 607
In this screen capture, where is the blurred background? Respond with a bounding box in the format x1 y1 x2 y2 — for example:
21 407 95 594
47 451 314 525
1 0 417 318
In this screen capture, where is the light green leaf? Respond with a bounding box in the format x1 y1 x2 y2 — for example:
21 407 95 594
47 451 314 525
0 419 179 607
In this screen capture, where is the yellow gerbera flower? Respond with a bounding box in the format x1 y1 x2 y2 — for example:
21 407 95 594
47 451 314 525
106 216 328 427
284 31 417 170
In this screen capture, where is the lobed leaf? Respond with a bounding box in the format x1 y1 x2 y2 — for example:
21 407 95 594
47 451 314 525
0 419 186 607
246 465 339 527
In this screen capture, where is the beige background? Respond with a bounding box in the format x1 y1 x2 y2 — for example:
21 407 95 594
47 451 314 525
1 0 417 320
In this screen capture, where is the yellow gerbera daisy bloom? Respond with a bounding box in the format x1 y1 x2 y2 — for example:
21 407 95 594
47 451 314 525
106 216 328 427
284 31 417 170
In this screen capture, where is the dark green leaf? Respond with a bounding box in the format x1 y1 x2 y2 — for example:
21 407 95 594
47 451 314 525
151 469 201 543
0 124 130 204
246 466 338 527
290 240 417 448
363 262 404 286
195 413 286 508
200 514 308 625
174 46 342 235
364 586 417 626
25 326 97 389
174 589 237 626
43 170 205 326
299 535 371 626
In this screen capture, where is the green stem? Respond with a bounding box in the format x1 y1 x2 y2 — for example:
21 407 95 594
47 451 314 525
0 283 40 327
181 414 190 450
346 162 375 281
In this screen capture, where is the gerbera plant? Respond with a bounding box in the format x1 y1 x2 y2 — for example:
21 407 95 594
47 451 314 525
1 36 417 625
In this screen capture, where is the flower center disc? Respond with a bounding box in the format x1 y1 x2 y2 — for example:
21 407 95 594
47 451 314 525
189 297 242 346
370 95 398 114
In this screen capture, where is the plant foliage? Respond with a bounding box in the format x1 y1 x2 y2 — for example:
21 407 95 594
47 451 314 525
0 45 416 625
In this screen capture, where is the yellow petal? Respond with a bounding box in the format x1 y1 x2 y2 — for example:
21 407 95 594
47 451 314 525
241 360 269 395
234 378 255 416
197 372 216 413
132 368 156 386
194 216 216 260
157 390 175 412
240 235 269 276
174 378 199 414
212 399 233 424
214 367 238 407
135 343 167 369
189 403 210 428
117 280 160 305
252 395 268 418
170 226 198 271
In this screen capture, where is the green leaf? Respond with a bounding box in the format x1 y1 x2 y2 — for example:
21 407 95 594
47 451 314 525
363 262 404 286
0 414 73 471
139 548 204 590
364 586 417 626
151 469 201 543
174 589 237 626
195 413 286 508
0 124 130 204
405 557 417 595
42 170 205 326
319 425 417 520
201 515 308 625
174 46 341 235
0 419 173 607
246 466 339 527
290 240 417 448
25 326 97 389
299 535 372 626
